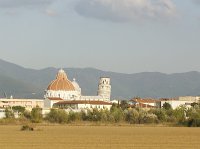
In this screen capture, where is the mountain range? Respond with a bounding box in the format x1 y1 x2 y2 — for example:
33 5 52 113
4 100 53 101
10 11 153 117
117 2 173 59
0 59 200 99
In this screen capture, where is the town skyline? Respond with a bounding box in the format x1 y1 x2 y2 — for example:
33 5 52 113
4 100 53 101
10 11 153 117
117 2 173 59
1 1 200 148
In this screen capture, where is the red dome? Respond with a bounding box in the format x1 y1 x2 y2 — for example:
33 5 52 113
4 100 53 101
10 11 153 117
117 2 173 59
47 69 75 91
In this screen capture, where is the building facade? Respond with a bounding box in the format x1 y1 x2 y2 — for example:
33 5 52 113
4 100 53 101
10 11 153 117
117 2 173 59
129 98 159 109
44 69 112 110
0 98 44 111
161 96 200 109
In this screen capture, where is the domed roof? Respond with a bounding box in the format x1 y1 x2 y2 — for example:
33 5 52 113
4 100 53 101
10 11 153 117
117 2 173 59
72 78 80 90
47 69 75 91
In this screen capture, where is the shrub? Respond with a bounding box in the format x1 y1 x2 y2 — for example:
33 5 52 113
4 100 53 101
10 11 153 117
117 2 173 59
80 110 88 121
85 108 101 121
12 106 25 113
100 109 110 122
143 113 158 124
125 109 139 124
31 107 43 123
186 108 200 127
5 108 14 119
138 108 148 124
110 107 124 123
23 110 31 120
187 118 200 127
68 111 81 122
46 109 68 123
21 125 34 131
152 109 167 122
174 106 186 124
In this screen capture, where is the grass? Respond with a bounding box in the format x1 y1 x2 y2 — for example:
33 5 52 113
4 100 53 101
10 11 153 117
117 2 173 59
0 125 200 149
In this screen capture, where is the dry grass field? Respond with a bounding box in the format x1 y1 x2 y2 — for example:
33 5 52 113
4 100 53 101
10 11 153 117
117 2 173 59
0 125 200 149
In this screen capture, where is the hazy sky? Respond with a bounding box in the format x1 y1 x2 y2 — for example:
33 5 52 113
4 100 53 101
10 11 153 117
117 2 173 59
0 0 200 73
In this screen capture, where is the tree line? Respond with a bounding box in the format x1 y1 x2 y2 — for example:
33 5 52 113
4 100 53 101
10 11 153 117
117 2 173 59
3 101 200 127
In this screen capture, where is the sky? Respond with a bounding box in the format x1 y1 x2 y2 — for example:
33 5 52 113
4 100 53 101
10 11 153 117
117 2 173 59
0 0 200 74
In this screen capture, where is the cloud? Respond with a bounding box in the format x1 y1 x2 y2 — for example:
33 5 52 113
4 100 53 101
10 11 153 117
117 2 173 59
0 0 56 16
0 0 53 8
45 9 58 16
75 0 177 22
0 0 75 17
192 0 200 5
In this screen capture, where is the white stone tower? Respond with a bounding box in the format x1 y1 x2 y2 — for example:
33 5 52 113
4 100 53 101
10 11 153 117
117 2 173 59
97 77 111 101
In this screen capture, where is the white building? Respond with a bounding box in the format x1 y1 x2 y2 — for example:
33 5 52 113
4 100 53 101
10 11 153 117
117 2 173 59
161 96 200 109
44 69 112 110
177 96 200 102
44 69 79 100
129 98 159 109
54 100 112 110
0 98 44 111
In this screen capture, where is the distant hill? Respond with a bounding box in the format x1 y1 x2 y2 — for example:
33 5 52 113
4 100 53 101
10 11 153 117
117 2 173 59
0 59 200 99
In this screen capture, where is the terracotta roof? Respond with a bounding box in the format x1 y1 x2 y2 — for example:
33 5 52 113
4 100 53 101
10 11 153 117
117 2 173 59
48 97 64 101
55 100 112 105
130 103 156 108
130 99 159 103
138 103 156 108
47 69 75 91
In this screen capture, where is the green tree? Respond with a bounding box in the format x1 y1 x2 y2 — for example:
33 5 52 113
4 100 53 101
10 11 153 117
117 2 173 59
165 109 176 122
186 107 200 127
46 109 68 123
125 109 139 124
100 109 110 122
68 111 81 122
110 103 119 111
143 113 158 124
12 106 26 118
80 110 88 121
151 109 167 122
12 106 25 113
120 100 129 110
87 108 102 121
162 102 172 110
173 106 186 124
5 107 14 119
31 107 43 123
138 108 148 124
110 106 124 123
191 102 198 107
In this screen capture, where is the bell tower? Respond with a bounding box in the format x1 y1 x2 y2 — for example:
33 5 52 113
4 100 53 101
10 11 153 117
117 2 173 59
97 77 111 101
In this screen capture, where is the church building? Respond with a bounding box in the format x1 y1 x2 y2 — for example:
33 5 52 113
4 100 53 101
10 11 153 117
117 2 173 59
44 69 112 110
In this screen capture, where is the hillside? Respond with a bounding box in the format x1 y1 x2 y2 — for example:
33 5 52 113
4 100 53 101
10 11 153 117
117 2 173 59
0 59 200 99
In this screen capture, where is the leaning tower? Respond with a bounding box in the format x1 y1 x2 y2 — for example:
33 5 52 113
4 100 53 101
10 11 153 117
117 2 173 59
97 77 111 101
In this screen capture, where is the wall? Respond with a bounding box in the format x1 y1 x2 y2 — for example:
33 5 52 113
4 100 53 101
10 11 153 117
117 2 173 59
0 98 44 110
161 100 194 109
45 90 79 100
